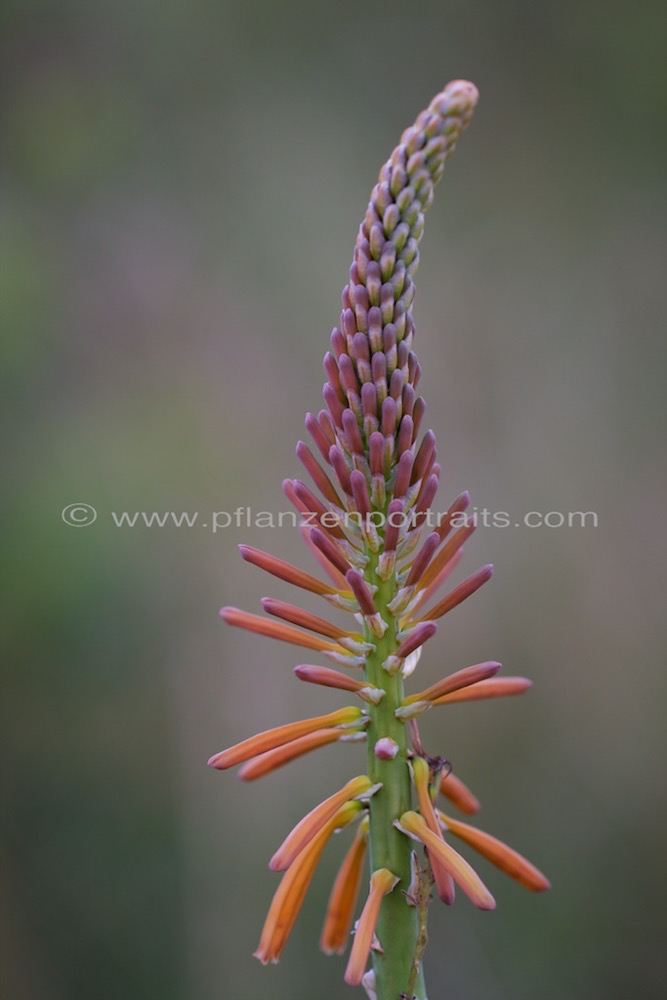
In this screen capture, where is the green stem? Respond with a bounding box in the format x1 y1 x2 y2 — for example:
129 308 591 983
364 549 427 1000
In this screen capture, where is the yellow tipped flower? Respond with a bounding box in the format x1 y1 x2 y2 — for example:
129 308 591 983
270 775 374 871
439 813 551 892
397 811 496 911
238 728 345 781
207 706 362 770
254 801 362 965
344 868 400 985
411 757 455 904
320 816 369 955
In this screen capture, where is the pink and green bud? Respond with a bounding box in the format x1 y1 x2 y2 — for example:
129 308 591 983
373 737 399 760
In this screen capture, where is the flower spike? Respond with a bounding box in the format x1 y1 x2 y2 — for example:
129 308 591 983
212 79 548 996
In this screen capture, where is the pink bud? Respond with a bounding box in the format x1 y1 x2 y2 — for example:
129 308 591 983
374 737 399 760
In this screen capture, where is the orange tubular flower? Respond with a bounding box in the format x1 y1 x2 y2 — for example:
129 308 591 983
411 757 455 904
238 728 346 781
320 816 369 955
270 775 374 871
439 771 481 815
439 813 551 892
397 811 496 911
255 801 362 965
207 706 362 770
344 868 400 986
416 563 494 623
418 519 477 590
219 606 350 655
411 547 465 614
261 597 353 640
402 661 501 706
432 676 533 706
300 524 350 590
238 543 345 597
294 663 367 693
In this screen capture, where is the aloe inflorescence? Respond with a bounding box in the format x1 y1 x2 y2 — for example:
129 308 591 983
209 80 550 999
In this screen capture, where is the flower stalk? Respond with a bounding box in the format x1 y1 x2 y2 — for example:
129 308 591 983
209 79 550 999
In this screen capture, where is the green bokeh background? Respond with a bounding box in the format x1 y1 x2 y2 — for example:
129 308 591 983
2 2 666 998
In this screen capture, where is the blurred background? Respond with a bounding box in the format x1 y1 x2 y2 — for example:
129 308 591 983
2 1 666 997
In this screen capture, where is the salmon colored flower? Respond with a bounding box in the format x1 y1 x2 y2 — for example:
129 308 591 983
410 546 464 614
344 868 400 985
397 811 496 910
418 519 477 591
432 676 533 706
408 661 502 703
270 775 375 871
411 757 455 904
238 544 345 597
207 705 363 770
439 771 481 815
396 661 501 719
261 597 354 641
434 490 471 542
300 524 349 589
416 564 494 623
238 728 346 781
219 606 352 655
254 801 362 965
438 812 551 892
294 663 383 704
320 816 369 955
